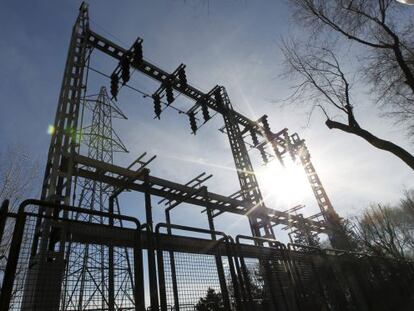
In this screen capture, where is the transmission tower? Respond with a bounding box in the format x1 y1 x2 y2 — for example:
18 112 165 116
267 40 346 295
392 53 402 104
59 87 135 310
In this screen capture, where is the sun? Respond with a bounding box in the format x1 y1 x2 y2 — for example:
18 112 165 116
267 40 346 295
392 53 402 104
256 160 312 209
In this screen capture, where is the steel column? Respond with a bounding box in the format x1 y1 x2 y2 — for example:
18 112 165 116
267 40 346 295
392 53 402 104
145 174 159 310
165 209 180 311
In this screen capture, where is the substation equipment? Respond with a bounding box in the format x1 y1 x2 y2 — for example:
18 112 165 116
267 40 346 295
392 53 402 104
0 3 413 311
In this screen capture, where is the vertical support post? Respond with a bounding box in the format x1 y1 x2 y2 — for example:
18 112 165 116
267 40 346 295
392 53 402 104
215 241 232 311
203 188 231 310
288 232 294 245
205 196 216 240
224 238 243 311
165 209 180 311
156 237 168 311
134 225 145 311
237 239 261 311
108 197 115 311
144 174 159 310
0 208 26 310
261 258 280 310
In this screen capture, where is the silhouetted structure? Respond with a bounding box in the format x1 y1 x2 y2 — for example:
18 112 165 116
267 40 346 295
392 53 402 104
0 2 413 311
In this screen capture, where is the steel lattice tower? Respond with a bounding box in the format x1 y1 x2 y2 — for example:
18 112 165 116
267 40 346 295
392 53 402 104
60 87 135 310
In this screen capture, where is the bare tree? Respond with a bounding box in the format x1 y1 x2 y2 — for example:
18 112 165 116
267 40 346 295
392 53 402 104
0 144 40 211
353 196 414 259
282 0 414 170
400 189 414 218
0 144 40 294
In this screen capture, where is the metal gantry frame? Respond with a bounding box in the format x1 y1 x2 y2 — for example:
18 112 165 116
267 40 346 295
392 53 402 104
25 2 353 309
1 200 413 311
82 6 341 238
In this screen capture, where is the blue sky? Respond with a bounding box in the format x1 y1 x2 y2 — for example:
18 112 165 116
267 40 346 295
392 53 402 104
1 0 413 242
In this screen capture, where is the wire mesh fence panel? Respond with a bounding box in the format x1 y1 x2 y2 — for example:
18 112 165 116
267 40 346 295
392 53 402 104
235 239 298 311
266 251 296 311
113 246 136 309
323 255 363 311
390 259 414 300
251 254 295 311
288 251 330 311
161 251 226 310
337 255 392 311
60 242 136 311
358 256 414 311
289 249 414 311
239 257 267 310
57 205 139 311
0 200 143 311
7 214 37 311
289 245 363 311
2 204 414 311
0 216 16 290
222 255 238 310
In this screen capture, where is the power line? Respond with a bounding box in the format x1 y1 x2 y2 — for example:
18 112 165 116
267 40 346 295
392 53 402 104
87 65 218 133
89 18 128 46
87 65 189 115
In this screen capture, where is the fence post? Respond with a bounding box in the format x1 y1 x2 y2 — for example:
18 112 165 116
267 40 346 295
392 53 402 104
224 237 243 311
231 243 252 310
145 175 160 311
165 210 180 311
237 249 255 311
215 240 231 311
108 197 115 311
204 191 232 310
156 232 167 311
134 225 145 311
0 206 26 310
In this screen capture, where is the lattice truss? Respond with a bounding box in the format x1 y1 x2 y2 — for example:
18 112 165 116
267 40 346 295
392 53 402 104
41 2 347 242
60 87 134 310
26 2 352 309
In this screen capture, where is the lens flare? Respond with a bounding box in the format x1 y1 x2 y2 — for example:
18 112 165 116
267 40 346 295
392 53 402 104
47 125 55 135
396 0 414 4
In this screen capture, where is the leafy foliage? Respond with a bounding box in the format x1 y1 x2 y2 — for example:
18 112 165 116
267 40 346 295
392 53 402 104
195 288 224 311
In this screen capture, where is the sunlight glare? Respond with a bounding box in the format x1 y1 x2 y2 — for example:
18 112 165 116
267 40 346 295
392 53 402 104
257 160 311 209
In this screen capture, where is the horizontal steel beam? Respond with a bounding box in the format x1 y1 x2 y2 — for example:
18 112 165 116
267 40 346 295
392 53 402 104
71 153 327 232
82 29 331 232
86 30 287 144
56 220 293 258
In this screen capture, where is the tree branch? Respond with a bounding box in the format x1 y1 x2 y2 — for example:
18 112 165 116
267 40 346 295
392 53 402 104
325 119 414 170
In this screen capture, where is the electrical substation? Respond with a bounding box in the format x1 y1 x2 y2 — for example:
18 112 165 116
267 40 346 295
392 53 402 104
0 3 413 311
